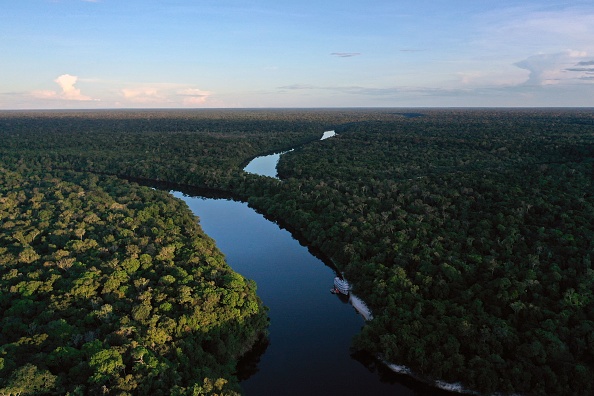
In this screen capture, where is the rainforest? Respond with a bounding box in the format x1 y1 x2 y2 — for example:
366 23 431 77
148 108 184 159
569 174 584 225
0 108 593 395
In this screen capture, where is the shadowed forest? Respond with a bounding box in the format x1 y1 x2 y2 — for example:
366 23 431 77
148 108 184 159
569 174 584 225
0 108 593 395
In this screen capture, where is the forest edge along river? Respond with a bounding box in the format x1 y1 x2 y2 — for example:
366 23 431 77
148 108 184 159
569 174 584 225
171 193 462 395
2 109 591 395
243 130 336 179
166 130 466 395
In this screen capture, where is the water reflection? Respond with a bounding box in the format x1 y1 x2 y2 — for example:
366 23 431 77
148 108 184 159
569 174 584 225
235 337 270 381
174 194 421 395
243 130 336 179
243 150 292 179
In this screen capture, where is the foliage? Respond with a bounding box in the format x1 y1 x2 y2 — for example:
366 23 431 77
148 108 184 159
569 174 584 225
267 109 594 395
0 167 267 395
1 108 593 395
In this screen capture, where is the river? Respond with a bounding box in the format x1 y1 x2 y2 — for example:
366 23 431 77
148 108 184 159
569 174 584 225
174 192 448 395
243 130 336 179
168 129 458 395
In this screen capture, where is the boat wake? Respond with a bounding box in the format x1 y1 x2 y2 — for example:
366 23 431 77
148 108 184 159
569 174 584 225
331 276 373 321
349 294 373 321
333 276 477 395
383 360 478 395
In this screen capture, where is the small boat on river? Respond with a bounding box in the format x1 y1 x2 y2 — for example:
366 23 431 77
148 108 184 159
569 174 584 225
332 277 350 295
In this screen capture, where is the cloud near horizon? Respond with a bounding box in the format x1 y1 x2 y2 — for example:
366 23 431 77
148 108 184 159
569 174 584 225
277 83 469 97
24 75 212 108
177 88 211 105
32 74 94 101
121 87 164 104
120 85 212 106
514 50 589 86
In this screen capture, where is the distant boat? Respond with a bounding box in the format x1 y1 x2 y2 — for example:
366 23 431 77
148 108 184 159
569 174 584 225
332 277 350 295
330 277 373 320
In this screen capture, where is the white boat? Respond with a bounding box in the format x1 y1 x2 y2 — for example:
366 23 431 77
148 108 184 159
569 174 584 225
333 277 350 295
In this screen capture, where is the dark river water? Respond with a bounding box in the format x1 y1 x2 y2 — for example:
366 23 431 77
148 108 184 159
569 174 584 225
172 192 455 396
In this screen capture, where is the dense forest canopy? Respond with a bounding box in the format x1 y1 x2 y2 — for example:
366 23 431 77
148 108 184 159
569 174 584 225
0 167 267 395
1 108 593 395
273 110 594 394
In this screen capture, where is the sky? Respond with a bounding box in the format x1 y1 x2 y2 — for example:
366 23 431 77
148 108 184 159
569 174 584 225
1 0 593 109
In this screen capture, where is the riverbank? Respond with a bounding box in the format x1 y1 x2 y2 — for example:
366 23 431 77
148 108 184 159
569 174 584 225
125 128 481 395
175 194 434 395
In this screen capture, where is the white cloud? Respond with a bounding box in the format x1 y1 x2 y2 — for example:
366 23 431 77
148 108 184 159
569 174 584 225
31 74 93 101
25 76 211 108
30 90 59 99
119 85 212 106
55 74 92 100
515 50 589 86
457 69 526 88
177 88 211 105
121 87 164 104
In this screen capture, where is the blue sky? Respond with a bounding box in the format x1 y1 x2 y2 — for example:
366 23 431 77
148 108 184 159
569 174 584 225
1 0 593 108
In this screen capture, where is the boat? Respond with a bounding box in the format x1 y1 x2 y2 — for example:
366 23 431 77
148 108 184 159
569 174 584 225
332 277 350 295
330 277 373 320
